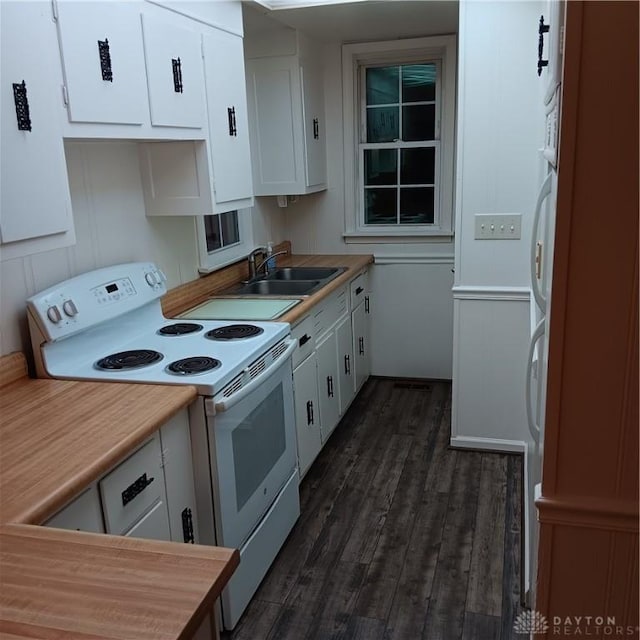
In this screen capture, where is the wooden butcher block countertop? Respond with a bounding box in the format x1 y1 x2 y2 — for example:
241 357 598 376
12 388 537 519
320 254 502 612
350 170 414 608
0 353 239 640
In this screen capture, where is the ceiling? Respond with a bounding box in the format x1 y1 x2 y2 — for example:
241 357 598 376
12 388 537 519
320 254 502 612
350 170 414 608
242 1 459 43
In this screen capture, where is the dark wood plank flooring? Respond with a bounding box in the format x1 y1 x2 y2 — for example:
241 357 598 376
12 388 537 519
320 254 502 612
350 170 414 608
224 378 522 640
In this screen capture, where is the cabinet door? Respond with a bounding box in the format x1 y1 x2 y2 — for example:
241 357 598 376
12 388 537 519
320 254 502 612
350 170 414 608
316 332 340 442
55 0 148 124
159 410 199 543
300 60 326 188
336 315 355 415
124 500 171 541
141 13 205 129
203 29 253 205
293 355 321 478
45 486 104 533
0 1 73 247
352 299 371 394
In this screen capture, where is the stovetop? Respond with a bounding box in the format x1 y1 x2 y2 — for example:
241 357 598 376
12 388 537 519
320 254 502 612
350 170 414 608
27 262 290 397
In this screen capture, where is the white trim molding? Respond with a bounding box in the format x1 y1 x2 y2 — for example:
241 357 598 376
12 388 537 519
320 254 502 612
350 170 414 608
450 435 527 454
374 253 454 265
452 285 531 301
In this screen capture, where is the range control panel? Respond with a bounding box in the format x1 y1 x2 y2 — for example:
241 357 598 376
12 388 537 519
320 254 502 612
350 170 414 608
27 263 167 342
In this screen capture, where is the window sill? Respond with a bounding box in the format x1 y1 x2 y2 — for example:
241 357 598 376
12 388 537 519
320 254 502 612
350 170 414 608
343 231 454 244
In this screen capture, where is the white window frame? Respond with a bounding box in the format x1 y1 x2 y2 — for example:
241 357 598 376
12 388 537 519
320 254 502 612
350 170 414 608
342 36 457 242
195 208 254 274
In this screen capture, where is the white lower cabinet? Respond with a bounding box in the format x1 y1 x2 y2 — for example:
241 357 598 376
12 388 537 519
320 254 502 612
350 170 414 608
352 297 371 394
44 485 104 533
293 353 321 478
44 409 198 544
336 314 355 415
316 331 340 441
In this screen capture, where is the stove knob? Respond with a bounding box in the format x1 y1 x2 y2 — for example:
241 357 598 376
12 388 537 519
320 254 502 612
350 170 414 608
47 305 62 324
155 269 166 283
62 299 78 317
145 272 158 287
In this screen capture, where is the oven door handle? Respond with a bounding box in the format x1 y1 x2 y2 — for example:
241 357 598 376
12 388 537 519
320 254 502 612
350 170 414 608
212 338 296 413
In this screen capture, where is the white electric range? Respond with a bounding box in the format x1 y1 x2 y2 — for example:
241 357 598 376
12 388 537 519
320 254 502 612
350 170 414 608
27 262 300 630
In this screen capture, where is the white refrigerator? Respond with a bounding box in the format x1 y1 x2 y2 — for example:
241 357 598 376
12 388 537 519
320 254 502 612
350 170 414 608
524 0 565 608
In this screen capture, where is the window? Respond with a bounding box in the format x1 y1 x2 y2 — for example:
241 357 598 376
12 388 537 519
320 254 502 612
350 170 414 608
342 36 456 240
196 209 254 273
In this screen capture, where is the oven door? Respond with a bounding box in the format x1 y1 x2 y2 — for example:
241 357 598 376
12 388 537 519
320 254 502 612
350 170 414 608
207 339 297 549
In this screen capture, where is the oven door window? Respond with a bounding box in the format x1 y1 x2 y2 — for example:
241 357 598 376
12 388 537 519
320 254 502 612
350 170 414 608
232 384 285 511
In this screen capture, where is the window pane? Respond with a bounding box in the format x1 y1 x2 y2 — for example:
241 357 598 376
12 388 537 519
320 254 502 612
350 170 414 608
220 211 239 247
365 149 397 185
366 66 399 105
204 215 222 252
402 64 436 103
365 188 397 224
400 187 434 224
367 106 399 142
402 104 435 141
400 148 435 185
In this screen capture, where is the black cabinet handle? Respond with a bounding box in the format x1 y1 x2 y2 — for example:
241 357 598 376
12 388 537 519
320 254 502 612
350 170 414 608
121 473 154 506
299 334 311 347
313 117 319 139
98 38 113 82
181 507 194 543
344 354 351 375
537 15 550 76
327 375 334 398
355 286 363 296
227 106 237 136
13 81 31 131
365 295 370 314
172 57 183 93
306 400 314 425
359 336 365 355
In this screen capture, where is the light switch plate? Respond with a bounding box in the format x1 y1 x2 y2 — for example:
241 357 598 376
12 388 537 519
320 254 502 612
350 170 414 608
474 214 522 239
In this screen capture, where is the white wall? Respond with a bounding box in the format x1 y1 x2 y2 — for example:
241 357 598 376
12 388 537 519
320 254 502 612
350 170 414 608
451 0 545 449
252 41 456 379
0 141 284 359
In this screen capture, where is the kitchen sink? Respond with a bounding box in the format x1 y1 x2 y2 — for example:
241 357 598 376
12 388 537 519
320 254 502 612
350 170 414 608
265 267 345 281
227 266 347 297
232 280 322 296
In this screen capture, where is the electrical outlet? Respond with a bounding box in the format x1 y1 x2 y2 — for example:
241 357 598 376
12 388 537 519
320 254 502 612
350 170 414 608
474 214 522 240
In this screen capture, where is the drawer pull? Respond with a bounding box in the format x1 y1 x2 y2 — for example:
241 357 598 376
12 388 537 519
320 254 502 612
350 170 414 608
355 286 364 296
181 507 195 543
359 336 365 355
306 400 315 425
327 375 334 398
344 354 351 375
365 295 370 314
121 473 154 507
299 334 311 347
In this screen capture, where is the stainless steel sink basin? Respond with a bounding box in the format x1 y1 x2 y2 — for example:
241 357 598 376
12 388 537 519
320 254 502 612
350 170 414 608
265 267 345 281
232 280 322 296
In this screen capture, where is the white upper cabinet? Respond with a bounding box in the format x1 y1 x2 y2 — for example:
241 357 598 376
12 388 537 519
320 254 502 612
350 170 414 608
0 0 75 258
55 0 149 125
203 29 253 206
141 13 205 129
245 32 327 196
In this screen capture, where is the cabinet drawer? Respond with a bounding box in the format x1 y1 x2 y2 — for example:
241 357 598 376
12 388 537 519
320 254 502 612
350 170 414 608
99 434 165 534
124 499 171 541
292 316 315 368
349 271 368 309
314 286 348 340
45 486 104 533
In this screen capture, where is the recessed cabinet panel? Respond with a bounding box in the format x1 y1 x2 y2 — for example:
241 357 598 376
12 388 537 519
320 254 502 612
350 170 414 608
246 58 300 192
55 0 149 125
203 29 253 205
293 354 321 478
336 314 355 415
316 333 340 442
142 13 205 129
0 1 74 248
352 299 371 394
45 486 104 533
124 500 171 541
301 61 326 188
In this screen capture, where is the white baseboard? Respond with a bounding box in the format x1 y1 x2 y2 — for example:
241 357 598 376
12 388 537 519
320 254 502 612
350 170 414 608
450 435 527 453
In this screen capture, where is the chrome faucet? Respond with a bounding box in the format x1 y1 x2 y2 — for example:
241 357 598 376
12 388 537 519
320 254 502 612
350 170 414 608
255 250 289 276
247 246 267 280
